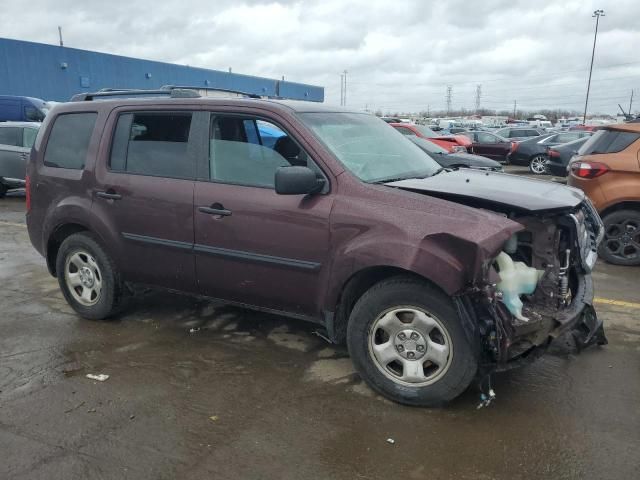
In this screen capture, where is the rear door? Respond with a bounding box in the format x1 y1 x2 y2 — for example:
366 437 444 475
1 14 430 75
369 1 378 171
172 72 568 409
470 132 506 160
92 109 197 291
0 126 27 181
193 111 333 317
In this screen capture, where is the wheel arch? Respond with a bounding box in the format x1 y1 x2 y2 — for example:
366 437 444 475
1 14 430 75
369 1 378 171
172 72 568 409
330 266 449 345
599 201 640 219
46 223 91 276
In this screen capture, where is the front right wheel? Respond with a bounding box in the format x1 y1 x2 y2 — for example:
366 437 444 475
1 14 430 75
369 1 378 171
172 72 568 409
347 277 478 406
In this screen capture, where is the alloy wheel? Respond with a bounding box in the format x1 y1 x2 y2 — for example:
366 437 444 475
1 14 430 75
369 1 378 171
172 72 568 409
529 155 548 174
603 219 640 262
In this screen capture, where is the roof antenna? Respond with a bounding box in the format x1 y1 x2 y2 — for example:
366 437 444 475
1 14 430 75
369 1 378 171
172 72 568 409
58 26 64 47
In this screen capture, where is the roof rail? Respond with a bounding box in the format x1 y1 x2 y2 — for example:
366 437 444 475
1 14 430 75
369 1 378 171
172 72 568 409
160 85 262 99
70 88 200 102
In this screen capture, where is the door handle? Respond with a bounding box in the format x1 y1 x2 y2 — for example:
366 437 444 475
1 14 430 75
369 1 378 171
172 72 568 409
198 203 231 217
96 190 122 200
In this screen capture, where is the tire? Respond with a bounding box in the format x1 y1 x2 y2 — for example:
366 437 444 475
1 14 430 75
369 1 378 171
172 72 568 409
528 154 548 174
347 277 478 407
55 232 126 319
599 210 640 266
0 183 7 198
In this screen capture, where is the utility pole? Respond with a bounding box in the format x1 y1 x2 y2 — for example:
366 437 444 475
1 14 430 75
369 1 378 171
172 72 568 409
513 100 517 119
446 85 452 116
475 84 482 113
343 70 348 106
58 26 64 47
340 73 344 106
629 89 634 116
583 9 605 124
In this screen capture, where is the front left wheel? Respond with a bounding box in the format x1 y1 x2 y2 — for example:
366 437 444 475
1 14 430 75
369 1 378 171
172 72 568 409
347 277 478 406
56 232 126 319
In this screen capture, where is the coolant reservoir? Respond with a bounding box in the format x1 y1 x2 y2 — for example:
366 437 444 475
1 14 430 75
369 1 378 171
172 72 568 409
495 252 544 322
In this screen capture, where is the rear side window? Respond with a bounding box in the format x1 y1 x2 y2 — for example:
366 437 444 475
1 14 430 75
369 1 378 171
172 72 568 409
0 127 21 147
578 129 640 155
44 113 97 169
24 105 45 122
23 128 38 148
110 112 193 179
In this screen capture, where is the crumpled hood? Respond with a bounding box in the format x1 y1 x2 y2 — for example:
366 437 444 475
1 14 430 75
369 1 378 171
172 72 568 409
387 169 585 212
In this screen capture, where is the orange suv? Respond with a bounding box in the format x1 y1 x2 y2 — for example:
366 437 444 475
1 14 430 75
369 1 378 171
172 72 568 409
568 123 640 265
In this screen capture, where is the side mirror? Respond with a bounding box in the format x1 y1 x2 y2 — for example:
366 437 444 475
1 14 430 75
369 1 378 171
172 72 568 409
275 166 324 195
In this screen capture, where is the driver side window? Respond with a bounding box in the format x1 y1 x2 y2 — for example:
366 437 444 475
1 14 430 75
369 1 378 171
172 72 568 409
209 115 309 188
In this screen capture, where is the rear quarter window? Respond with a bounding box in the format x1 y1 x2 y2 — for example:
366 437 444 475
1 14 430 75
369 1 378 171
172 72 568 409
578 129 640 155
44 113 98 169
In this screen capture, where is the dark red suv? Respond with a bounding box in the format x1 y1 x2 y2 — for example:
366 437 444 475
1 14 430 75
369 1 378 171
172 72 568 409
26 90 606 406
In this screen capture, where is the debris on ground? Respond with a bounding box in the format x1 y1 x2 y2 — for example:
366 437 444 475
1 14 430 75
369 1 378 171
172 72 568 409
63 401 85 413
209 415 219 422
477 389 496 409
386 438 395 445
189 327 201 334
86 373 109 382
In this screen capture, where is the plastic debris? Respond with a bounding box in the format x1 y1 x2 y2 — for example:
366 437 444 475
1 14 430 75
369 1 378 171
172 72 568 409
386 438 395 445
209 415 219 422
189 327 201 334
477 389 496 409
86 373 109 382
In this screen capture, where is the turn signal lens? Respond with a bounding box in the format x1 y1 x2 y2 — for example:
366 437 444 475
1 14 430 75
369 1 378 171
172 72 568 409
570 161 609 179
548 149 560 158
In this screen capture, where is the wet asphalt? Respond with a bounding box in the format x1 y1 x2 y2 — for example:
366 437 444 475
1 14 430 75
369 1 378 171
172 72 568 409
1 186 639 480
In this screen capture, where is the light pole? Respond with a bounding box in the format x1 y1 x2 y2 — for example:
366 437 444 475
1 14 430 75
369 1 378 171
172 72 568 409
583 9 605 124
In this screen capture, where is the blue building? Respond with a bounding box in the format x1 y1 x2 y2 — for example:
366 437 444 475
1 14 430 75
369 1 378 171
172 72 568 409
0 37 324 102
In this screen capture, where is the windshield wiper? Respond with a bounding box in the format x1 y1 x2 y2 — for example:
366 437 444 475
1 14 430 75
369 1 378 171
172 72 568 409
373 169 445 184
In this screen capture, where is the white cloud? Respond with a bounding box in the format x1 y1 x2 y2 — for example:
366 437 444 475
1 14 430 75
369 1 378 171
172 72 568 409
2 0 639 114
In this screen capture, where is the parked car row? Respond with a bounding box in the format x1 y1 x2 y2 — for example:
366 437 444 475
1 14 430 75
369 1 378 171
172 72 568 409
509 130 593 174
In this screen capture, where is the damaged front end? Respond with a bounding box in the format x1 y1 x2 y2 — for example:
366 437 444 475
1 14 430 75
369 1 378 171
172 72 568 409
460 198 607 373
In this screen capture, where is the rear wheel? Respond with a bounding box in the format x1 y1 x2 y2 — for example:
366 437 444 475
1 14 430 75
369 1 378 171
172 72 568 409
599 210 640 266
347 277 477 406
529 154 548 174
56 232 126 319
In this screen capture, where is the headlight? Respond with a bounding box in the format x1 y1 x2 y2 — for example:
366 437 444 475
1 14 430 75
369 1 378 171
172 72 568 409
452 145 467 153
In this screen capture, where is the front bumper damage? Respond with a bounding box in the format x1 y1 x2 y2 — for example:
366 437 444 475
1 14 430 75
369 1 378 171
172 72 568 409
456 199 607 377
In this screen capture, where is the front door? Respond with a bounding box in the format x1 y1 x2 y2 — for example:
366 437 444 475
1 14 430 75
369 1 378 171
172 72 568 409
92 109 197 291
194 113 332 317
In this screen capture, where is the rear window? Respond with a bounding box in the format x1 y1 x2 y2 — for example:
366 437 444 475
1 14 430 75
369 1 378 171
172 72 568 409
578 129 640 156
44 113 97 169
109 112 194 179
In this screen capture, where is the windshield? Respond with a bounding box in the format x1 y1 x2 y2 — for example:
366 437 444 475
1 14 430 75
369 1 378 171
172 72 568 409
299 112 441 183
